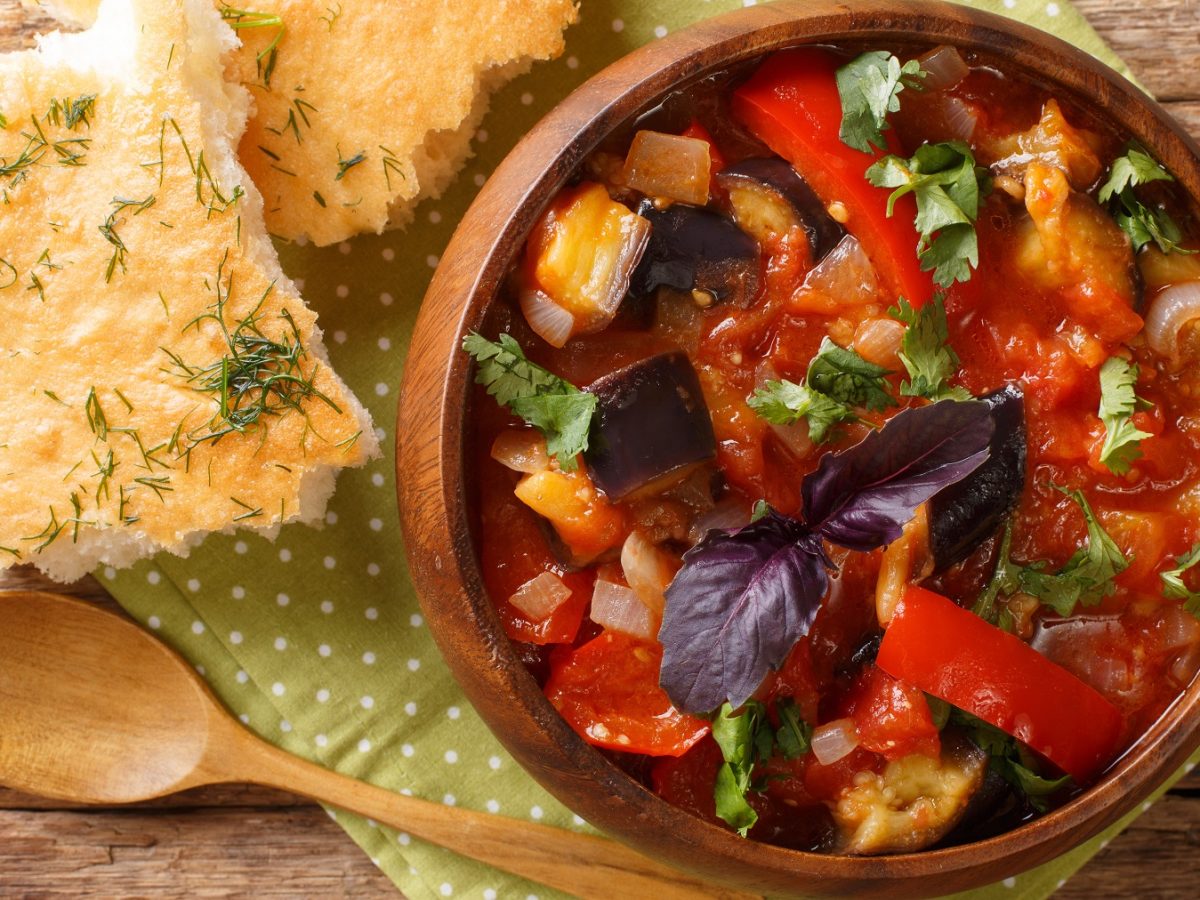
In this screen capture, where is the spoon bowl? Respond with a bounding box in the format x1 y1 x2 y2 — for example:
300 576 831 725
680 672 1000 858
0 591 754 900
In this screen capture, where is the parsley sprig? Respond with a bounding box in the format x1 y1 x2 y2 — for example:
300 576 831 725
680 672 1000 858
835 51 926 153
1161 542 1200 618
1097 356 1153 475
748 337 894 443
712 699 812 835
888 295 970 401
1098 144 1194 255
867 141 990 287
463 333 596 470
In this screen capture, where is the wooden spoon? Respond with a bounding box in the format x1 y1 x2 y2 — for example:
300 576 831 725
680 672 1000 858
0 591 754 900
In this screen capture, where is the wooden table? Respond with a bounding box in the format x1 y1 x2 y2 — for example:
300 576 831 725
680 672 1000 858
3 0 1200 895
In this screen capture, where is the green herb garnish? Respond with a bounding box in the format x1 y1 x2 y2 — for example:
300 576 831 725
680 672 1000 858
219 5 285 87
867 141 989 287
835 51 926 153
1098 144 1194 255
748 378 858 444
463 333 596 471
806 336 895 412
45 94 97 131
1097 356 1153 475
99 195 156 282
888 295 970 401
952 710 1071 812
711 699 813 836
335 147 367 181
1161 542 1200 618
1015 486 1128 616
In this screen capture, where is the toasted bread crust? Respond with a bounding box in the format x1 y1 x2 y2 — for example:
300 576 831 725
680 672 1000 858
0 0 376 581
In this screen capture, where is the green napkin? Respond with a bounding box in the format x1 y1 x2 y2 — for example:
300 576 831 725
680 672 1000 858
98 2 1195 898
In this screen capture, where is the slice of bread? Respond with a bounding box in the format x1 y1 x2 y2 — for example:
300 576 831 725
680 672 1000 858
0 0 378 582
26 0 580 246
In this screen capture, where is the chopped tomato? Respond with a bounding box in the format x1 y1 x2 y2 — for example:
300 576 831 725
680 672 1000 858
732 48 935 305
651 737 724 825
803 746 883 802
545 630 711 757
478 459 593 645
878 586 1123 782
840 665 941 760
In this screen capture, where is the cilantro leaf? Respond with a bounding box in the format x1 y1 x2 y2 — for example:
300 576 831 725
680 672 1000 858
711 699 813 836
888 295 971 401
866 141 989 286
462 332 596 470
1097 356 1153 474
952 710 1071 813
1015 486 1129 616
1099 144 1195 255
806 336 896 412
747 378 858 444
835 51 926 153
1161 542 1200 618
750 499 771 523
970 519 1017 624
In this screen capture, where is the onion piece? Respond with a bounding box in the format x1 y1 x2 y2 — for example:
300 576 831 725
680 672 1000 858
687 497 752 545
620 531 679 615
790 234 883 313
621 130 712 206
590 579 655 640
811 718 861 765
519 288 576 348
940 96 979 142
1143 280 1200 361
919 45 970 92
491 429 550 474
852 316 907 370
1160 603 1200 652
508 571 572 621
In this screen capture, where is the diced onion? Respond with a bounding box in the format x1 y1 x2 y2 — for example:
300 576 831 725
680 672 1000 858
621 130 712 206
1143 281 1200 361
590 580 655 640
687 498 752 545
811 718 861 765
791 235 883 313
941 96 979 142
1170 643 1200 688
919 45 970 92
490 429 550 474
1160 603 1200 652
508 571 572 621
620 531 678 615
852 317 907 369
519 288 576 348
753 359 815 459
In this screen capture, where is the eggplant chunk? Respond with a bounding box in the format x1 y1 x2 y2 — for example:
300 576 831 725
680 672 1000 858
832 735 988 855
717 158 845 261
929 384 1027 572
583 352 717 500
629 201 760 307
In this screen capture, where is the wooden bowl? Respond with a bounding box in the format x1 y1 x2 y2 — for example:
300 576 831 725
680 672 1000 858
396 1 1200 895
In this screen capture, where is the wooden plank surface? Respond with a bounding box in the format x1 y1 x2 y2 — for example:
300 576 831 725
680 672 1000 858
2 0 1199 896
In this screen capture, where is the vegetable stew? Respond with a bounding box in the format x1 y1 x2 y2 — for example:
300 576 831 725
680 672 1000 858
464 44 1200 854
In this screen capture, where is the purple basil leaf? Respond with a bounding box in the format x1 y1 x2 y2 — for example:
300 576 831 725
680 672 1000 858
802 400 994 552
659 512 828 714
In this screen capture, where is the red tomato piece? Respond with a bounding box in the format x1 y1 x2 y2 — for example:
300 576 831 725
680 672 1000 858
731 48 935 305
841 665 941 760
545 630 711 757
877 586 1124 782
478 459 592 646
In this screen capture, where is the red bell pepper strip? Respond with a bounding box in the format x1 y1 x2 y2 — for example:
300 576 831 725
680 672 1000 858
732 48 935 306
877 585 1123 782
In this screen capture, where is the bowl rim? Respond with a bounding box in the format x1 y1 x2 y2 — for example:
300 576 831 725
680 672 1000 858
397 1 1200 894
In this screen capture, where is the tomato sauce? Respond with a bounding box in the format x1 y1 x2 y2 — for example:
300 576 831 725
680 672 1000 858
467 44 1200 854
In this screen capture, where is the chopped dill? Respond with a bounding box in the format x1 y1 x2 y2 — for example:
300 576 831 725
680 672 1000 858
24 505 65 552
0 258 17 289
0 546 20 559
167 252 342 449
318 2 342 31
91 448 117 502
271 163 298 177
113 387 134 413
99 195 156 282
231 496 264 520
118 484 138 525
158 292 170 317
335 429 362 453
220 5 286 87
36 248 62 270
26 271 46 302
269 94 317 145
380 145 405 191
335 147 367 181
45 94 97 131
313 190 327 207
43 390 68 406
259 145 281 161
85 387 109 440
134 475 173 502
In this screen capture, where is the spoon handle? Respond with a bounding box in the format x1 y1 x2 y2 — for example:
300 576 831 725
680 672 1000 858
219 722 757 900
